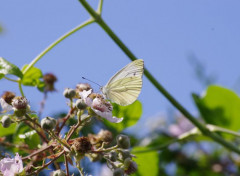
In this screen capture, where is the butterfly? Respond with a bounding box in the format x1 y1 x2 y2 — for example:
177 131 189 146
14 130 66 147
101 59 144 106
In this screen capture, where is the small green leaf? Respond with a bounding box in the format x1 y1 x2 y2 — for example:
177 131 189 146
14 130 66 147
193 85 240 131
0 57 23 79
132 146 159 176
104 100 142 132
0 123 17 137
21 65 43 87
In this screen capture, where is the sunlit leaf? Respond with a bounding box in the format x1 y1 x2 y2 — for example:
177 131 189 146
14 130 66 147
21 65 44 90
0 57 23 79
0 123 16 137
104 100 142 132
193 85 240 131
132 146 159 176
14 122 40 149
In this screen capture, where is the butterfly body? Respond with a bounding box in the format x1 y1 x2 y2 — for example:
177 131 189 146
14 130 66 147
101 59 144 106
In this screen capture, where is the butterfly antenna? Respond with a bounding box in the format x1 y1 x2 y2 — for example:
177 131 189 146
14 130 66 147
82 77 102 87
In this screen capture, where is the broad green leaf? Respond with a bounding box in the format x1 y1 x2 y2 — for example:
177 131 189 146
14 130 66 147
132 146 159 176
193 85 240 131
0 123 16 137
104 100 142 132
0 57 23 79
14 122 40 149
21 65 44 89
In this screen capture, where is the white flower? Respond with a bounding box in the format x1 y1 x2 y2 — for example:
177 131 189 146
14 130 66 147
79 89 123 123
0 98 13 112
91 98 123 123
79 89 93 106
0 153 23 176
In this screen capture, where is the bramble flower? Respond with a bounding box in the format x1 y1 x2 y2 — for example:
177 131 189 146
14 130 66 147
0 153 23 176
79 89 123 123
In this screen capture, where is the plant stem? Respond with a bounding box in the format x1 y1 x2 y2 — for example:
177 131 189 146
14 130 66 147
78 0 240 155
4 76 18 82
18 81 25 97
23 19 94 75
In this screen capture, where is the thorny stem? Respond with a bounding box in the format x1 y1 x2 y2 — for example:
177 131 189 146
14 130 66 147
24 120 48 143
49 131 71 150
76 161 84 176
78 0 240 155
22 145 53 161
38 91 48 118
23 19 94 75
57 107 76 136
64 152 70 176
66 111 86 141
30 151 64 175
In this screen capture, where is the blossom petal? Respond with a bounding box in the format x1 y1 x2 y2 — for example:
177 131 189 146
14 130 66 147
0 153 23 176
0 98 12 112
79 89 93 106
93 109 123 123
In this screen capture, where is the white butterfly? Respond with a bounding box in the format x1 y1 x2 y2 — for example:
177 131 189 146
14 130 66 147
101 59 144 106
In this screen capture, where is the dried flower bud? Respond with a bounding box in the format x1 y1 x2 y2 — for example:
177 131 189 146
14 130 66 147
72 137 92 154
1 91 15 105
116 135 130 149
76 83 91 92
113 168 124 176
124 158 138 175
52 169 66 176
63 88 76 99
1 115 12 128
118 150 131 160
12 96 29 117
43 73 57 92
75 99 87 110
109 151 118 162
98 129 113 143
41 116 56 131
12 96 28 109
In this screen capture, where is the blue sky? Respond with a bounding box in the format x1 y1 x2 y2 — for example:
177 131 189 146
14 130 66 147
1 0 240 123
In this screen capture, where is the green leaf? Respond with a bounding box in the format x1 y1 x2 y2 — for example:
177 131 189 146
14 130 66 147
0 123 17 137
132 146 159 176
104 100 142 132
0 57 23 79
193 85 240 131
21 65 44 88
13 122 40 149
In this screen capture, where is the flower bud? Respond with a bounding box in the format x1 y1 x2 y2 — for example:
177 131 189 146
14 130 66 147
98 129 113 143
43 73 57 92
12 96 29 117
116 135 130 149
124 158 138 175
113 168 124 176
12 96 28 109
1 91 15 105
63 88 76 99
41 117 56 131
1 115 12 128
109 151 118 162
52 169 66 176
75 99 87 110
118 150 131 160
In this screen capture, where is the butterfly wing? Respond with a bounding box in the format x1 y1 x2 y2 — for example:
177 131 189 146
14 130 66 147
103 59 144 106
